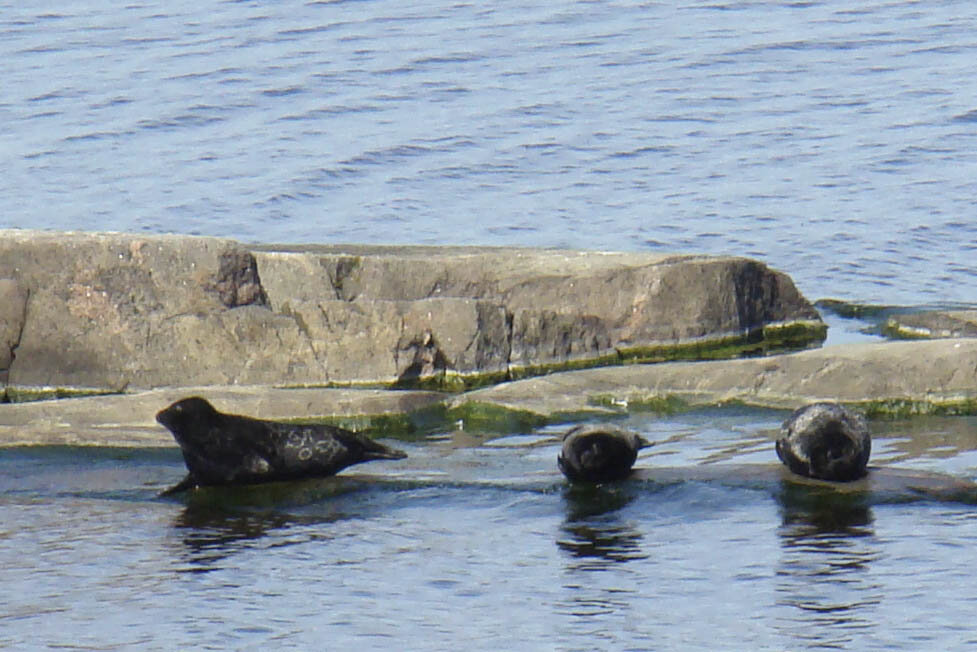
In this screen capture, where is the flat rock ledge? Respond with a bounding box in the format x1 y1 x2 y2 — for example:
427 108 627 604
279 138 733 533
3 334 977 448
0 229 823 397
882 309 977 340
451 337 977 422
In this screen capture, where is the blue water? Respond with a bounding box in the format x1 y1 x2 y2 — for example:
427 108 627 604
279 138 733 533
4 411 977 650
3 1 977 305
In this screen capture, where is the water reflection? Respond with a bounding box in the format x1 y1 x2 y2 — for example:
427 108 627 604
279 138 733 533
774 482 882 648
174 506 298 572
557 483 647 565
555 482 646 635
168 478 360 572
778 482 874 538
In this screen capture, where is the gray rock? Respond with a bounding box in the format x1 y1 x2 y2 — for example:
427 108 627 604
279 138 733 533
256 245 823 384
0 230 823 394
0 232 321 390
452 338 977 419
277 297 510 387
883 310 977 339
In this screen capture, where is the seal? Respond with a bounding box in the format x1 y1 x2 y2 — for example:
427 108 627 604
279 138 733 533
557 424 653 483
775 402 870 482
156 396 407 493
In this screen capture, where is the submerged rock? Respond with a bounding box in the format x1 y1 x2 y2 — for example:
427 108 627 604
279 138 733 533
775 402 870 482
557 424 652 483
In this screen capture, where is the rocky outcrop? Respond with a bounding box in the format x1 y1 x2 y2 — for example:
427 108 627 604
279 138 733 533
0 230 824 396
0 231 316 393
257 246 822 376
883 310 977 339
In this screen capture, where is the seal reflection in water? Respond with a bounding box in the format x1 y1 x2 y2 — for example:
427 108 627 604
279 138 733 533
557 424 652 483
776 402 870 482
156 397 407 493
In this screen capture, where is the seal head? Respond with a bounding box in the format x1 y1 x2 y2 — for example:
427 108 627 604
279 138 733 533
156 396 407 492
775 402 870 482
557 424 652 483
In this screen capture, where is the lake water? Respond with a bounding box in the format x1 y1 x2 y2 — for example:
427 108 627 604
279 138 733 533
5 2 977 648
4 409 977 649
3 0 977 305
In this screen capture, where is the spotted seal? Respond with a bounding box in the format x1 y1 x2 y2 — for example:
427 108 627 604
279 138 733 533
156 397 407 493
557 424 653 483
775 402 870 482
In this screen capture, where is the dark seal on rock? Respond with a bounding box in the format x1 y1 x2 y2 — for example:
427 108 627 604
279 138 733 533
776 402 870 482
156 397 407 493
557 424 652 483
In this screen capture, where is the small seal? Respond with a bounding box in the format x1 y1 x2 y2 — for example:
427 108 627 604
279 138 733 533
557 424 652 483
156 397 407 493
776 402 870 482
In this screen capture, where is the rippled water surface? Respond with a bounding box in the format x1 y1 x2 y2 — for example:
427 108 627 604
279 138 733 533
4 409 977 650
5 3 977 648
4 1 977 304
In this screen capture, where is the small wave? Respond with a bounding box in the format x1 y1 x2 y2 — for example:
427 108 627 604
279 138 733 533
951 109 977 123
136 114 227 131
609 146 671 159
339 144 433 167
261 85 305 98
62 130 126 143
277 104 383 121
412 53 483 66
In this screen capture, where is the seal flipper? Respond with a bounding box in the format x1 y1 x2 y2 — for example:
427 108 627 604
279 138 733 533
332 429 408 462
159 473 198 496
359 437 408 461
